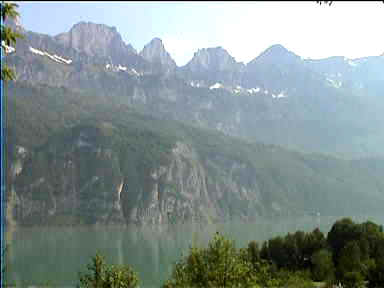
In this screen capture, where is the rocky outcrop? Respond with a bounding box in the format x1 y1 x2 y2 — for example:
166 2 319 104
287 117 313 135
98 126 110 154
122 141 267 225
140 38 177 75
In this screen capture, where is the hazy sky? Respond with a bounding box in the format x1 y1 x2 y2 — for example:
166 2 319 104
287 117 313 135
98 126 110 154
17 1 384 66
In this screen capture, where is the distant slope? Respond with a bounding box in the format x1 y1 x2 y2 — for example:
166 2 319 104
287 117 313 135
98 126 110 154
7 82 384 226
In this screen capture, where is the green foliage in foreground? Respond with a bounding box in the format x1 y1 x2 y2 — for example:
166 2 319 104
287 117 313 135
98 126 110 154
78 253 139 288
311 249 335 282
162 232 260 288
161 231 315 287
74 218 384 288
259 218 384 288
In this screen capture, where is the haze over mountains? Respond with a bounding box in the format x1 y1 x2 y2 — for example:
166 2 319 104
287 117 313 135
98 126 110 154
6 21 384 226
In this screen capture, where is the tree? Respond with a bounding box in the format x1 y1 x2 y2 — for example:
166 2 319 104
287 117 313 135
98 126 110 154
260 229 327 271
1 2 23 81
311 249 335 282
262 236 289 269
162 232 260 288
77 252 139 288
367 238 384 288
327 218 360 267
273 270 315 288
337 241 365 288
247 240 261 267
368 258 384 288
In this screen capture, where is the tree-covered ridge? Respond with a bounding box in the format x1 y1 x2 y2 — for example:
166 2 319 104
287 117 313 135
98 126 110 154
7 81 384 226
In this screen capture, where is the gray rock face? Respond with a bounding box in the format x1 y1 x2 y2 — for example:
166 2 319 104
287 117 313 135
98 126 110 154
140 38 176 74
53 21 151 72
55 21 136 59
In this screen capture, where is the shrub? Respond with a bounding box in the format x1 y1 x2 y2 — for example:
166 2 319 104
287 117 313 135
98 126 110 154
77 252 139 288
162 232 259 288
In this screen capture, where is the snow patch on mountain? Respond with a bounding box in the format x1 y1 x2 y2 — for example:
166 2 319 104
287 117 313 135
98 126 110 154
230 86 262 95
273 91 288 99
233 85 243 94
190 81 202 88
343 57 358 67
117 64 127 71
105 63 142 76
347 59 358 67
29 46 72 64
53 54 72 64
326 78 342 88
130 68 141 76
29 47 45 56
209 83 223 90
247 87 261 94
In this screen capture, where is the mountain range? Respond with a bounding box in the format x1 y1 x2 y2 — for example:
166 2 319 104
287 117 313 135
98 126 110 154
7 21 384 157
5 21 384 226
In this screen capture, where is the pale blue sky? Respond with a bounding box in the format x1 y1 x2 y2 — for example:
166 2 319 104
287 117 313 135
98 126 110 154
17 1 384 66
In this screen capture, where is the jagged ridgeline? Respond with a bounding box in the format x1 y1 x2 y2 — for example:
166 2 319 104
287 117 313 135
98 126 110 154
7 21 384 158
7 82 384 226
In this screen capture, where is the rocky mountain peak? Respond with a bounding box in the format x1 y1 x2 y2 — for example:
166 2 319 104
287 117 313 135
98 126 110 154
184 46 244 73
248 44 300 68
141 37 163 51
262 44 289 55
55 21 137 59
140 37 176 72
260 44 299 60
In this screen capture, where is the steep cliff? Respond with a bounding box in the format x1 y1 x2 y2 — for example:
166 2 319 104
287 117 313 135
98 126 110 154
9 123 267 226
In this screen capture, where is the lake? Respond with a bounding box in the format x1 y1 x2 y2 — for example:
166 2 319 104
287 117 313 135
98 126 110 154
5 215 384 287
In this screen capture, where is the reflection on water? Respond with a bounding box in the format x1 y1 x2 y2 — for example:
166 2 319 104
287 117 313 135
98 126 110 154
6 215 384 287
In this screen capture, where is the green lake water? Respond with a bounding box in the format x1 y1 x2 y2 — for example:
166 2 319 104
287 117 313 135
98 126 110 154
5 215 384 287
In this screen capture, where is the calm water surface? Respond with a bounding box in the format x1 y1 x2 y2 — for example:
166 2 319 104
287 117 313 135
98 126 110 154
6 215 384 287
